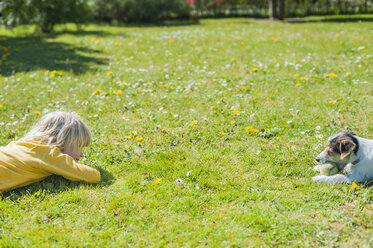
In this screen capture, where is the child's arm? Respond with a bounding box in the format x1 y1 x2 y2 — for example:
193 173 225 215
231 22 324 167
40 146 100 183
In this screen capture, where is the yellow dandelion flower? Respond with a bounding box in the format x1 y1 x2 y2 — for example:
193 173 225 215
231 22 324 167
192 120 198 126
233 110 240 115
296 83 302 87
111 88 116 93
93 89 101 95
107 71 113 76
231 58 237 62
193 40 197 45
352 181 359 190
121 82 127 86
44 70 50 74
294 73 299 77
154 177 161 185
34 110 41 115
161 128 166 133
210 105 216 110
220 132 227 136
328 72 337 77
116 90 122 96
146 82 151 86
328 100 336 105
230 120 236 125
252 67 258 72
99 92 104 96
131 131 137 136
240 41 244 45
324 73 330 78
345 72 351 77
127 135 132 140
271 37 278 42
300 77 307 81
245 126 258 133
0 104 3 109
49 71 55 78
125 57 129 61
136 137 143 142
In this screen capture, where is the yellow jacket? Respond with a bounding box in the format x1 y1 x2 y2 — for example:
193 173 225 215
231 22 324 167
0 141 101 193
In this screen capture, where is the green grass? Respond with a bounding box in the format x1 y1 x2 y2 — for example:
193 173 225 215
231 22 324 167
1 15 373 247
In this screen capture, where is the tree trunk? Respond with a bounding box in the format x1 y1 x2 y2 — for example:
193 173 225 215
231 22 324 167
269 0 277 19
365 0 368 13
278 0 285 20
337 0 342 14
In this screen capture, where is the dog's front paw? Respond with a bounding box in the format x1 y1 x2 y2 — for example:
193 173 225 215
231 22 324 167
312 175 328 183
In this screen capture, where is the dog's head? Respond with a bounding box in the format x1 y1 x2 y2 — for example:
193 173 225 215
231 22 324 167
316 131 359 169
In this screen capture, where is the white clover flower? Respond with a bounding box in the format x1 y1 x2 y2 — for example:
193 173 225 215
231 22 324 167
287 120 293 124
186 170 192 177
316 126 321 130
176 178 183 184
316 134 324 139
256 150 261 155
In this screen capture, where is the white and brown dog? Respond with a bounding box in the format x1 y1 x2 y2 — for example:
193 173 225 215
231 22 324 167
312 131 373 184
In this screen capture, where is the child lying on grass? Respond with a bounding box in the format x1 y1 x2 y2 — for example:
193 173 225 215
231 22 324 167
0 111 100 193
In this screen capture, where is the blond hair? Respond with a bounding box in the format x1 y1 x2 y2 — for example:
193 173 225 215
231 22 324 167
21 111 92 152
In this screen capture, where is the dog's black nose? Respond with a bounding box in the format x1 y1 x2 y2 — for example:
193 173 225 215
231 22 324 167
316 158 320 162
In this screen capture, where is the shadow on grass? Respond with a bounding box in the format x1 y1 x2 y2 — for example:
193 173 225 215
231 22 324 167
50 30 114 37
285 16 373 23
1 167 115 201
0 31 109 76
118 19 200 28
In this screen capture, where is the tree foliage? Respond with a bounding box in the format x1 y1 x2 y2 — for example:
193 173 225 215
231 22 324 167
0 0 371 30
90 0 191 23
0 0 92 33
190 0 372 19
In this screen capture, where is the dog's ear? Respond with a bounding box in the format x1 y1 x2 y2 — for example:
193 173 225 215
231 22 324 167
337 138 356 160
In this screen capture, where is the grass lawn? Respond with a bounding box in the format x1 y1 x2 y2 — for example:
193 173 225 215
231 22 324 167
0 15 373 247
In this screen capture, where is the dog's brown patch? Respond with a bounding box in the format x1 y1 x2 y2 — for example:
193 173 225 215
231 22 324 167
337 137 356 160
325 144 341 160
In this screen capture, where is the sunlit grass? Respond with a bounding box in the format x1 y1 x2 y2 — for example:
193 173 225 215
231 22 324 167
0 16 373 246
